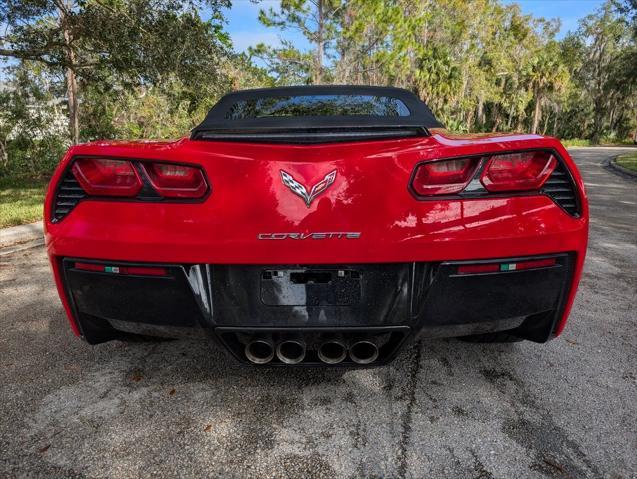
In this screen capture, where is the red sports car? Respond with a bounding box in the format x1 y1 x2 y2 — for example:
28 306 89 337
44 86 588 366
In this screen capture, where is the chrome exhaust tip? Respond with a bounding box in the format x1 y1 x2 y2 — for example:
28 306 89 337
276 340 306 364
318 339 347 364
245 338 275 364
349 340 379 365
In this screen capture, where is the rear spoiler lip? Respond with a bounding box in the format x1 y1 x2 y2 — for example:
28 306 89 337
190 125 430 144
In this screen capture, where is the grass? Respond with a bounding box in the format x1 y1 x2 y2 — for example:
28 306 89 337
0 177 49 228
615 153 637 173
562 138 635 148
562 138 592 148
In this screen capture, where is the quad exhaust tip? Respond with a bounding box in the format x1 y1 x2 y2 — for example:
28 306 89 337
318 339 347 364
276 340 306 364
245 337 378 365
245 339 275 364
349 340 379 365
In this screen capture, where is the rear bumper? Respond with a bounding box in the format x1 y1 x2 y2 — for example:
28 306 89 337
55 254 576 365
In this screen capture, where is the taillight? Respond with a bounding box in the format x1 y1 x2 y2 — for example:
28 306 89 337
480 151 556 192
72 158 142 197
411 158 480 196
141 163 208 199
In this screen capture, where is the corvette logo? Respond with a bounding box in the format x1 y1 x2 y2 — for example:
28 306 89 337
280 169 337 208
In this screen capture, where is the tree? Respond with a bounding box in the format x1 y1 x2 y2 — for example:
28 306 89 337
0 0 231 144
573 0 635 141
0 63 67 176
254 0 343 84
527 41 570 134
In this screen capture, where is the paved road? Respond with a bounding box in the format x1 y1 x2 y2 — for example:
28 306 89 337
1 148 635 478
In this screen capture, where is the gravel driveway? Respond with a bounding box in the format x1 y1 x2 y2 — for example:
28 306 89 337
1 147 635 478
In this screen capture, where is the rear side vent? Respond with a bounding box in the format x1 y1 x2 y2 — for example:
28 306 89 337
542 161 580 216
52 170 86 222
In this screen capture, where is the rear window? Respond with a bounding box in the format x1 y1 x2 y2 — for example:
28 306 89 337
225 94 411 119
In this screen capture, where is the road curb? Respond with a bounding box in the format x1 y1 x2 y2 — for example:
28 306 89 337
0 221 44 249
605 155 637 181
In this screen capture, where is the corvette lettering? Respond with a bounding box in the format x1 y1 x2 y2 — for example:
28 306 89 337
258 232 361 240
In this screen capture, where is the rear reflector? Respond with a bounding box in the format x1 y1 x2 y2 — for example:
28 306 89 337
74 262 168 276
480 151 556 192
457 263 500 274
458 258 557 274
142 163 208 198
411 158 480 196
73 262 104 272
72 158 142 197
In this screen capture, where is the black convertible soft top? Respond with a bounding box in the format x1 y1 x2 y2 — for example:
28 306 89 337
191 85 443 144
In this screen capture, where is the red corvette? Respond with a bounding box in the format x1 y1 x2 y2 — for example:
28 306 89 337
44 86 588 366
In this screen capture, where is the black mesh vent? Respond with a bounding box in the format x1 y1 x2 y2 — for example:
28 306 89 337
52 170 86 222
542 161 580 216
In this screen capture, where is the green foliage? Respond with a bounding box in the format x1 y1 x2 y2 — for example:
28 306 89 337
0 63 68 178
0 0 239 178
0 0 635 187
560 139 592 148
257 0 635 142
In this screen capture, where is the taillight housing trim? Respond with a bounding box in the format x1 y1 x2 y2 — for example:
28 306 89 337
408 148 582 217
50 156 211 222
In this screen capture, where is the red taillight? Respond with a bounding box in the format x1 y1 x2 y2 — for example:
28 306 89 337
411 158 480 196
142 163 208 199
72 158 142 197
480 151 556 192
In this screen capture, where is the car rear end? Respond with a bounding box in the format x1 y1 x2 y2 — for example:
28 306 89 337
44 86 588 366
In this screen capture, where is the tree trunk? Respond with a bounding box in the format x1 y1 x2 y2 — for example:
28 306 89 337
65 66 79 144
315 0 324 84
466 109 474 132
477 98 484 127
58 2 80 144
542 109 550 135
0 139 8 171
531 92 542 134
491 105 501 132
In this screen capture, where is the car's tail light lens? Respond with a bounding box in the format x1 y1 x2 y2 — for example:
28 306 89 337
142 163 208 198
481 151 556 192
72 158 142 197
411 158 480 196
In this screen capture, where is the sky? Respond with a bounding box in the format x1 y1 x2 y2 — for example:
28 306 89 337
224 0 607 54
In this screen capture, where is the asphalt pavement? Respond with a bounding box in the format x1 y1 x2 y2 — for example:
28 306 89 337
1 147 635 478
